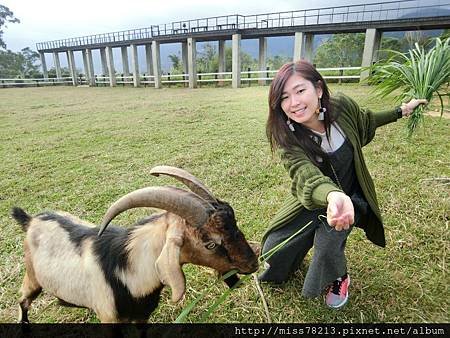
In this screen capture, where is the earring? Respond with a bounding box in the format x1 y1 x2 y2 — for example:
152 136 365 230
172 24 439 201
316 97 326 121
286 118 295 131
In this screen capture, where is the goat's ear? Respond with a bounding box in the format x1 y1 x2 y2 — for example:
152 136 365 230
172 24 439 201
155 223 186 303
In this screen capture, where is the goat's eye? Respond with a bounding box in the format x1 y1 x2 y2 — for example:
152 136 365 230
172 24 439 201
205 242 217 250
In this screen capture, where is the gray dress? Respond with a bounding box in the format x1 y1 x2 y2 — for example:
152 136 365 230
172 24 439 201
259 137 368 297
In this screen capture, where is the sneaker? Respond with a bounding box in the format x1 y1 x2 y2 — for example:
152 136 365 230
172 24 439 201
325 273 350 309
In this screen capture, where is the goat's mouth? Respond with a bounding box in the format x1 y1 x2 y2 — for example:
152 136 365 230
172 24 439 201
221 264 259 288
221 261 259 282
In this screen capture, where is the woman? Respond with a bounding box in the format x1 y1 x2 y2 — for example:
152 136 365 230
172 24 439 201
259 60 426 309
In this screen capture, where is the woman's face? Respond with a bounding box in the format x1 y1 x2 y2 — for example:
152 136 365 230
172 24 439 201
280 73 323 129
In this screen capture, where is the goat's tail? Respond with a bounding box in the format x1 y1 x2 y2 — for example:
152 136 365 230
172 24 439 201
11 207 32 231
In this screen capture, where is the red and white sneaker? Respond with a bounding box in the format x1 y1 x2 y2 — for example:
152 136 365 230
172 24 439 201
325 274 350 309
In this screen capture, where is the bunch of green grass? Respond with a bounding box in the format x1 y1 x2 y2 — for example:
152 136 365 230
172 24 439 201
369 37 450 136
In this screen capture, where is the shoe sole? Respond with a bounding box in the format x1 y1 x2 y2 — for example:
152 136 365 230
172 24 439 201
326 275 350 309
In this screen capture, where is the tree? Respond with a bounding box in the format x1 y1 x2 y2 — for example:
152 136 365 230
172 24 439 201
20 47 40 76
0 49 19 77
403 31 429 50
48 67 71 78
168 53 182 73
169 43 257 75
197 43 217 73
0 5 20 49
267 55 291 70
0 47 40 78
378 36 402 60
222 45 257 72
0 6 42 78
314 33 365 67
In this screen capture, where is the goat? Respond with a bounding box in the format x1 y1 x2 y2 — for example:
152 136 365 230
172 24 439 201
12 165 258 323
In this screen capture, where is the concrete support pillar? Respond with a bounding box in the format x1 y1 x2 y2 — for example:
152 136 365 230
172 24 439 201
181 41 189 76
218 40 226 85
145 44 153 79
105 46 116 87
232 34 241 89
82 50 89 84
294 32 313 62
100 48 108 76
360 28 381 82
85 49 95 87
304 33 314 63
131 44 140 87
67 50 77 86
39 52 48 80
187 37 197 89
152 41 162 88
293 32 304 62
121 46 130 78
258 37 267 85
53 52 62 79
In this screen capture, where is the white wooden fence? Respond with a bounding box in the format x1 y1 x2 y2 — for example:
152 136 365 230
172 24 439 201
0 67 361 88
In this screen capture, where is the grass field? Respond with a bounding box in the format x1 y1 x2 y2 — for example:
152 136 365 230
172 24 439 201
0 84 448 323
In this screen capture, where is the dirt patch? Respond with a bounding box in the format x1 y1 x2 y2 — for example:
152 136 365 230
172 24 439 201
426 110 450 119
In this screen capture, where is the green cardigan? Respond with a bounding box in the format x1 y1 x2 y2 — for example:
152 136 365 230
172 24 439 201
263 93 400 248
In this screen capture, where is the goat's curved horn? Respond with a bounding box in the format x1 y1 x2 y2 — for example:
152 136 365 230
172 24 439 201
98 186 213 236
150 165 218 204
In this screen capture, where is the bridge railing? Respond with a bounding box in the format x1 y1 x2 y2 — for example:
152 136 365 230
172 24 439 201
36 0 450 51
242 0 447 29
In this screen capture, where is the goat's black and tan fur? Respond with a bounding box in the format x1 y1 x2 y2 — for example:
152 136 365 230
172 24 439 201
12 166 258 323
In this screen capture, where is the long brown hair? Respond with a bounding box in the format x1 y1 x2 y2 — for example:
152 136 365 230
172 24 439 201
266 60 334 166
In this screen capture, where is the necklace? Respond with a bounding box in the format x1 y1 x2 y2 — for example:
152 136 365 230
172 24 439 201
329 161 343 191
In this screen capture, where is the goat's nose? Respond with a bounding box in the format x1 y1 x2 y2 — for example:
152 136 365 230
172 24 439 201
242 258 260 274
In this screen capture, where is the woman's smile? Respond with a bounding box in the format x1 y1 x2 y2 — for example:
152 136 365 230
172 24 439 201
291 106 308 116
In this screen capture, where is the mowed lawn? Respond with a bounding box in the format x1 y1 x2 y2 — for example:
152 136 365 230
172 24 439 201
0 84 448 323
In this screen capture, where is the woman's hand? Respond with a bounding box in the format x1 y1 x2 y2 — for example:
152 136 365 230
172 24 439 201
326 191 354 231
401 99 428 117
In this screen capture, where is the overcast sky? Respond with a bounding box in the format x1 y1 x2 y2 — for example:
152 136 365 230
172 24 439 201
2 0 399 52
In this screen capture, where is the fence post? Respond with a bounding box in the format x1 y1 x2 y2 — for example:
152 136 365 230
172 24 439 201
266 66 270 82
168 72 171 87
247 67 251 87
